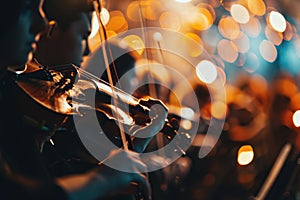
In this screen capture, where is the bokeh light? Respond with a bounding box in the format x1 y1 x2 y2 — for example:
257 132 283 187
185 32 203 57
211 101 227 119
293 110 300 127
218 16 240 40
242 17 261 37
105 10 128 33
259 40 277 62
121 35 145 55
159 11 181 31
269 11 287 32
217 39 239 63
247 0 266 16
175 0 192 3
237 145 254 166
233 32 250 53
265 26 283 46
230 4 250 24
196 60 218 84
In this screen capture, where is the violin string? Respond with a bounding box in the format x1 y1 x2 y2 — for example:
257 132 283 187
73 65 140 103
33 58 141 105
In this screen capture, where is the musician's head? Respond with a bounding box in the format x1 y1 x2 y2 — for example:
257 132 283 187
0 0 45 68
34 0 94 66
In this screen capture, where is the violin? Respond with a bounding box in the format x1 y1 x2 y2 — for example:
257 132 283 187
8 61 192 157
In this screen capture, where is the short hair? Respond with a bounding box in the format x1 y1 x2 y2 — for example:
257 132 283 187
43 0 94 29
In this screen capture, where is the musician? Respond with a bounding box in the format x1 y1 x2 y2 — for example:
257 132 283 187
33 0 167 153
0 0 163 199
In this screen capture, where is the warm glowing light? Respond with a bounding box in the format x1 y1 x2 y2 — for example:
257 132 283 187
218 16 240 40
283 22 294 41
217 39 238 63
89 9 110 39
269 11 287 33
100 8 110 25
159 11 181 31
291 94 300 110
247 0 266 16
211 101 227 119
139 0 162 20
181 107 195 119
233 32 250 53
153 32 163 41
230 4 250 24
196 60 218 84
126 1 140 22
265 26 283 46
105 11 128 33
259 40 277 63
185 32 203 57
175 0 192 3
237 145 254 166
90 13 99 38
181 119 193 130
293 110 300 127
242 17 261 37
121 35 145 55
191 7 213 31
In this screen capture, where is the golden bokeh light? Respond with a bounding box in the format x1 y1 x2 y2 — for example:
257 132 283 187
191 6 213 31
265 26 283 46
247 0 266 16
218 16 240 40
259 40 277 63
185 32 203 57
197 3 216 22
237 145 254 166
275 78 298 98
181 119 193 130
211 101 227 119
105 10 128 33
233 32 250 53
269 11 287 33
242 17 261 37
100 8 110 26
230 4 250 24
217 39 239 63
175 0 192 3
181 107 195 120
283 21 294 41
139 0 162 20
121 35 145 55
89 9 110 39
293 110 300 127
196 60 218 84
89 12 100 39
159 11 181 31
126 1 140 22
291 93 300 110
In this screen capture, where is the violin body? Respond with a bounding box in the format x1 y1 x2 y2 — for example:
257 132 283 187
6 63 72 134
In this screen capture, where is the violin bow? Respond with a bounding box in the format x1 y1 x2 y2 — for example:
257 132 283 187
92 0 129 150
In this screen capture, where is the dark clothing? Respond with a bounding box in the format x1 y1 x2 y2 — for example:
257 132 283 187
0 71 67 200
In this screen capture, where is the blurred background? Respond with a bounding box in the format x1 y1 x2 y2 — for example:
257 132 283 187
83 0 300 199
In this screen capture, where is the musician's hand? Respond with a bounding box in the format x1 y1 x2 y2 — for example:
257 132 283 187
130 97 168 152
56 149 151 200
